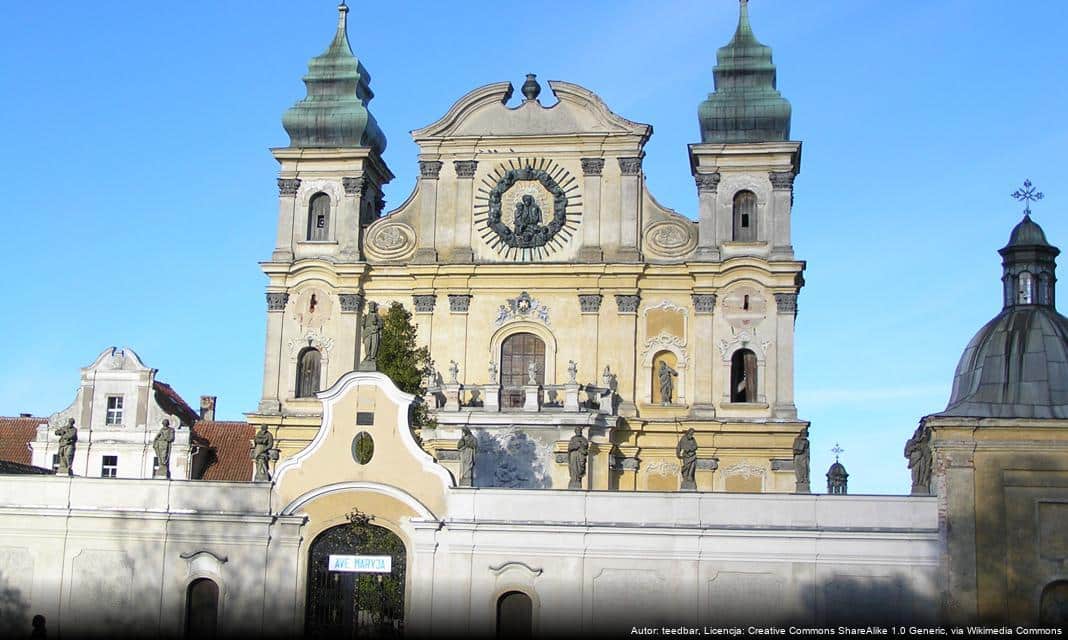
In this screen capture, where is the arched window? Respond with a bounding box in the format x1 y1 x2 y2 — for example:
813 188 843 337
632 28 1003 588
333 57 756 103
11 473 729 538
732 190 757 242
296 348 322 398
1018 271 1035 304
501 333 545 409
730 349 758 403
497 591 533 639
1039 272 1052 306
185 578 219 639
1040 580 1068 626
307 192 330 241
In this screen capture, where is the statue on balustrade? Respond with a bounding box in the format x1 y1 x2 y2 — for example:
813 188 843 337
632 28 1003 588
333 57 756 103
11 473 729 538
904 423 932 495
153 419 175 478
457 427 477 487
676 428 698 491
568 427 589 489
251 424 276 482
55 418 77 475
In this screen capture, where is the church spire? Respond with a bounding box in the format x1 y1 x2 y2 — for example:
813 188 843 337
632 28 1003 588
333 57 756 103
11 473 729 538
698 0 791 144
281 2 386 152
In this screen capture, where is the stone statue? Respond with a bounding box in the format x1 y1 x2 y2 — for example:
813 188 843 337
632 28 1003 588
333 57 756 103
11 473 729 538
793 427 810 491
456 427 477 487
488 360 498 383
904 424 932 494
448 360 459 384
676 428 698 491
567 360 578 384
360 301 382 370
567 427 589 489
514 194 542 234
153 419 176 478
54 418 77 475
251 424 275 482
527 361 538 386
658 361 678 404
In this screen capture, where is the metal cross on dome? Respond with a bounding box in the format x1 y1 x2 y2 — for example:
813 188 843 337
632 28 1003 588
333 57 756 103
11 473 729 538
831 442 845 462
1012 179 1044 217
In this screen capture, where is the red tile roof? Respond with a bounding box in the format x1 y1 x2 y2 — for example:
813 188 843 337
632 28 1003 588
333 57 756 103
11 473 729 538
153 381 199 424
0 416 44 465
192 420 254 482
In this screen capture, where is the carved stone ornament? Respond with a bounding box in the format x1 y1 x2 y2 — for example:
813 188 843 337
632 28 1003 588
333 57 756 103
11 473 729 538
485 165 569 249
579 294 603 313
774 293 798 314
692 294 717 314
495 291 551 326
277 178 301 197
419 160 443 179
718 328 771 360
644 220 696 257
695 459 719 471
641 331 688 365
645 460 681 477
581 158 605 176
618 157 642 176
342 176 365 196
723 461 767 479
769 171 796 190
694 173 721 193
449 294 472 313
615 294 640 314
339 293 365 313
266 292 289 312
609 456 640 471
454 160 478 179
288 329 334 355
364 222 416 262
413 294 437 313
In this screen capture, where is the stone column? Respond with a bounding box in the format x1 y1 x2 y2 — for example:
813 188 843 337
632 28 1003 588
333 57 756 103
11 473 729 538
340 176 365 261
579 158 604 262
617 157 642 260
613 294 640 416
259 292 288 414
691 293 717 417
414 161 442 263
694 173 721 260
274 179 300 261
769 171 795 259
451 160 478 262
339 293 364 371
773 293 798 419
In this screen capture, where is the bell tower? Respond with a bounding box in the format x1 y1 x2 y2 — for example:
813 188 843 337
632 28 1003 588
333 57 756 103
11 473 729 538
255 3 392 423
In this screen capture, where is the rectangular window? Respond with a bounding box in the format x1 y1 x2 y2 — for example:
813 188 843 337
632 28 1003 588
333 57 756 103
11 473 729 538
105 396 124 425
101 455 118 478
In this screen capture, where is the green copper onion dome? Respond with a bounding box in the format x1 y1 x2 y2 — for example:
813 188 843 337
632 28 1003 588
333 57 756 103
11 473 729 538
698 0 791 144
282 3 386 152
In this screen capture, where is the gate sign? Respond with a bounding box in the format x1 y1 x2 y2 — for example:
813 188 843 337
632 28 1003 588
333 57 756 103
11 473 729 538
328 554 392 573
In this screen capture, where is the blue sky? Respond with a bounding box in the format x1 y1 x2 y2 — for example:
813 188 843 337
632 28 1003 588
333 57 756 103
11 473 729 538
1 1 1065 493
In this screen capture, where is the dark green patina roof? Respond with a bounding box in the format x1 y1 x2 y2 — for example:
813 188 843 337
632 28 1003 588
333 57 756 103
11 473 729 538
282 3 386 152
698 0 791 144
1007 213 1051 247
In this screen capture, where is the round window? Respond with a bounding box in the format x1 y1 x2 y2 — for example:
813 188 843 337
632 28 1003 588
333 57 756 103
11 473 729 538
352 432 374 465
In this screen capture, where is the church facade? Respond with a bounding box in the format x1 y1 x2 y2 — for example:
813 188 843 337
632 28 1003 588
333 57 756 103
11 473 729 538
0 2 1066 637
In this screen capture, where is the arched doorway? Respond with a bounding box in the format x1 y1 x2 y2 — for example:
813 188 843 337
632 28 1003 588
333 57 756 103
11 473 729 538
185 578 219 639
496 591 533 639
1040 580 1068 626
501 333 545 409
305 520 406 638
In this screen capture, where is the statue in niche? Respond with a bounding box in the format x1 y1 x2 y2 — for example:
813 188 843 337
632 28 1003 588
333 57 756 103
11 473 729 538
360 302 382 370
904 424 932 494
658 360 678 404
153 419 176 478
567 427 589 489
676 428 698 491
567 360 578 384
55 418 77 475
456 427 477 487
792 427 810 490
251 424 276 482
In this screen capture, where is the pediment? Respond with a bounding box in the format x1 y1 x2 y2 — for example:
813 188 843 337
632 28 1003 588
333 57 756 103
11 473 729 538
411 80 651 142
85 346 151 373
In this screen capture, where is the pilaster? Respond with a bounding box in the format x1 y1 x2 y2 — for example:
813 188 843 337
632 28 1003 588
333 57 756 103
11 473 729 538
414 161 442 263
773 293 797 418
579 158 604 262
691 293 717 416
694 173 721 260
617 157 642 261
451 160 477 262
769 171 795 259
259 292 289 414
273 179 300 262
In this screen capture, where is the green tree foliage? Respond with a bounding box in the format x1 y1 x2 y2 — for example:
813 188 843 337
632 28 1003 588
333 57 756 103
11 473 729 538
377 302 435 429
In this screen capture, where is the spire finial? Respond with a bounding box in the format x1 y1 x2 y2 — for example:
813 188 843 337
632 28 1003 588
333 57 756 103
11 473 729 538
1012 179 1044 218
337 2 348 30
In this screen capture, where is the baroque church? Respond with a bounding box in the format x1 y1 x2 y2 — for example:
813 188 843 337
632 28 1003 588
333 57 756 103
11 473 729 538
0 1 1066 636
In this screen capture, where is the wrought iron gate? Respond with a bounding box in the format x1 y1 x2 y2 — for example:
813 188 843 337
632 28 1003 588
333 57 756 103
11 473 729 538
305 520 406 639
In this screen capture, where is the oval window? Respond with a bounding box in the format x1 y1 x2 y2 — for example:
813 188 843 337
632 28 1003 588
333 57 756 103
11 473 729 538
352 432 374 465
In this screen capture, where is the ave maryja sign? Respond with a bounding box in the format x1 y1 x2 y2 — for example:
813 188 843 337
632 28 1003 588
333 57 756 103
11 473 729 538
328 554 392 573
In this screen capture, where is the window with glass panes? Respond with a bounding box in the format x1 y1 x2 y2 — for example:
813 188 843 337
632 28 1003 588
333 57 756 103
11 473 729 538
105 396 124 425
101 455 118 478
